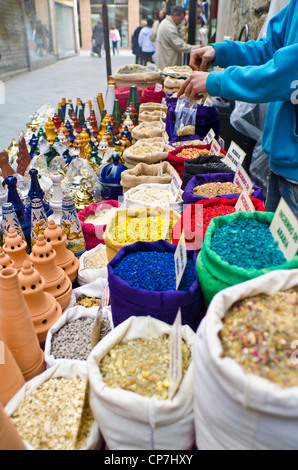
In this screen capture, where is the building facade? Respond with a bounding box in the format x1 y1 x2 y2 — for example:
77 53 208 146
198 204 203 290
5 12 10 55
0 0 79 80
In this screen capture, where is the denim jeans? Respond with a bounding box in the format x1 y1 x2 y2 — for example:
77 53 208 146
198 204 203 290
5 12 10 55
265 171 298 217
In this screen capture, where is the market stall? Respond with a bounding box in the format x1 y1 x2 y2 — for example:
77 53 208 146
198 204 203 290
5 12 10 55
0 65 297 452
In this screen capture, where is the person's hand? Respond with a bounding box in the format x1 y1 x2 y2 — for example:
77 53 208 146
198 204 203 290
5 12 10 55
177 71 209 100
189 45 216 71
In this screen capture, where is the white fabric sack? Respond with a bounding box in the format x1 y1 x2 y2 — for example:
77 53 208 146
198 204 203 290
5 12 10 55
193 269 298 450
66 277 108 310
44 304 114 370
123 183 184 214
5 362 102 451
77 245 108 285
87 315 196 450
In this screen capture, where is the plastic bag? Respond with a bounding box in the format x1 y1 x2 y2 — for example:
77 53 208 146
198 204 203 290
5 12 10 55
174 97 198 137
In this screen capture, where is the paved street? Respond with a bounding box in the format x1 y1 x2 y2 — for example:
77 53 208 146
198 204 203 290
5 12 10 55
0 49 135 150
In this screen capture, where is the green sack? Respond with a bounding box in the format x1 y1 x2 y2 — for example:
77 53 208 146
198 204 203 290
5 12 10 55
197 211 298 305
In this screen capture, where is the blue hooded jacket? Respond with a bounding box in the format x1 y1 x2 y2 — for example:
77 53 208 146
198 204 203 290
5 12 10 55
207 0 298 182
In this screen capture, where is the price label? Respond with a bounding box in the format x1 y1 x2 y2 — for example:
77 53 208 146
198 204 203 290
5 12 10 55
155 83 163 92
168 309 182 400
101 283 110 308
203 128 215 145
222 141 246 171
235 190 255 213
161 97 167 106
147 62 157 72
170 171 182 201
174 230 187 290
210 139 221 156
204 96 214 107
270 198 298 262
233 164 253 195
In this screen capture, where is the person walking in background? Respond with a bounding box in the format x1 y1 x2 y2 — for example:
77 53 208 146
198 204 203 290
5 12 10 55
110 26 121 55
150 8 166 43
155 6 199 70
92 18 104 58
138 18 155 66
132 20 147 64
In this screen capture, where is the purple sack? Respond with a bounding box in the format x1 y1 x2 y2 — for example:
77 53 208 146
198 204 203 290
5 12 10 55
182 173 264 205
108 240 205 332
165 94 220 141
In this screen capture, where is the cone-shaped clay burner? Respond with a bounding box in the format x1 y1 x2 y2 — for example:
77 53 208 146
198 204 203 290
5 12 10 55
3 228 30 272
0 335 25 407
0 267 45 381
44 219 79 283
0 403 27 450
18 260 62 345
0 247 14 270
29 235 72 311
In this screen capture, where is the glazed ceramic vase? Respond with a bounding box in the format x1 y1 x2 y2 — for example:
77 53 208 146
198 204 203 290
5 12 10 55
29 235 72 311
25 168 53 222
30 198 48 247
61 196 86 258
18 260 62 345
48 173 63 226
0 336 25 407
44 219 79 283
1 203 27 244
5 175 31 247
3 228 30 271
0 404 27 450
0 247 14 270
0 267 45 381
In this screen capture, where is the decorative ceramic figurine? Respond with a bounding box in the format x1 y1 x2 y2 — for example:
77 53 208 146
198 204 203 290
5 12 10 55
70 112 81 134
3 228 30 271
0 152 15 179
5 176 31 247
100 153 127 200
44 219 79 283
61 196 86 257
0 340 25 409
28 134 39 159
18 260 62 345
29 235 72 311
25 168 53 222
30 198 48 247
74 178 96 212
48 173 64 226
0 266 45 381
88 111 100 136
52 113 61 133
16 137 31 177
0 247 14 270
44 117 56 145
65 120 76 144
97 93 105 114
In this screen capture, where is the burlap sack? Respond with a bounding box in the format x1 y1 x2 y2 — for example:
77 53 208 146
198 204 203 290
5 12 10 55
139 102 168 114
121 161 178 193
123 137 173 169
131 121 165 143
139 110 167 123
113 64 162 90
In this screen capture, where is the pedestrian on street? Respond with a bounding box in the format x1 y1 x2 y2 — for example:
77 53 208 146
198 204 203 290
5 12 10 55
92 18 104 57
132 20 147 65
150 8 166 43
110 26 121 55
155 6 199 71
178 0 298 217
138 18 155 66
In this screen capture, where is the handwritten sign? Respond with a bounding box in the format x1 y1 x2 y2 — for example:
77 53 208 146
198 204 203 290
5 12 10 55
203 128 215 145
174 230 187 290
235 190 255 213
168 309 182 400
270 198 298 262
210 139 221 156
222 141 246 171
233 164 253 196
147 62 157 72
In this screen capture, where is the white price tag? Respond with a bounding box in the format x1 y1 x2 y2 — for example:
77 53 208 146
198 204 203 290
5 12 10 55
203 128 215 145
163 131 169 145
147 62 157 72
270 198 298 262
204 96 214 107
155 83 163 92
170 171 182 201
235 190 255 213
158 162 163 177
168 309 182 400
210 139 221 156
222 141 246 171
233 164 253 195
101 283 110 308
174 230 187 290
